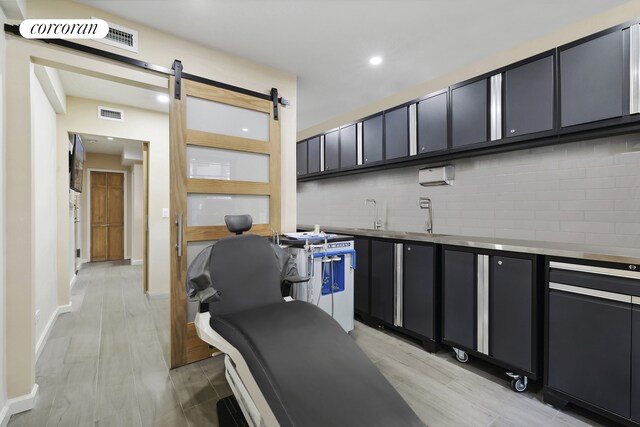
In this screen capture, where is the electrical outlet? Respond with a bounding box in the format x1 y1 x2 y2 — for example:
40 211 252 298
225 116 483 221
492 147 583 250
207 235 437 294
35 309 40 326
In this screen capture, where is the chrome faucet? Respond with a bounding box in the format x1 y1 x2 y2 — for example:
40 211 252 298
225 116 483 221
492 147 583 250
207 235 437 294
418 197 433 233
364 199 383 230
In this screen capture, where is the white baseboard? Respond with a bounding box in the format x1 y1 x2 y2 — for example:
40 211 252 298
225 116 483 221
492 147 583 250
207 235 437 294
146 291 169 299
82 258 89 265
70 273 78 290
0 384 39 424
35 303 72 360
58 302 73 314
0 404 9 427
130 259 143 266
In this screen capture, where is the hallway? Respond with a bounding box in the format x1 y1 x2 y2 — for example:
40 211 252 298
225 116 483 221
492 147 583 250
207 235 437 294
7 262 230 427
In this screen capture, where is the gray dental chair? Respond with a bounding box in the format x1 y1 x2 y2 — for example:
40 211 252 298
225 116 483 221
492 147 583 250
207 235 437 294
190 215 425 427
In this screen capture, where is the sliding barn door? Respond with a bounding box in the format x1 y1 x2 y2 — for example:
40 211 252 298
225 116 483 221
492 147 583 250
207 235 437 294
169 76 281 367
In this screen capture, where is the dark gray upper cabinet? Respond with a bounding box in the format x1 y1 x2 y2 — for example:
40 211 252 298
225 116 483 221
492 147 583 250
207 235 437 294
324 130 339 171
560 30 627 128
443 249 476 349
417 92 448 153
384 107 409 160
489 256 533 372
451 79 488 148
403 243 435 339
633 306 640 422
363 115 383 164
307 136 321 174
339 124 357 168
505 55 554 137
296 141 307 176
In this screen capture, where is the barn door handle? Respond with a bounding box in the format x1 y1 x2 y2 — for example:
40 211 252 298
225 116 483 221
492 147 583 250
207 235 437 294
176 214 183 257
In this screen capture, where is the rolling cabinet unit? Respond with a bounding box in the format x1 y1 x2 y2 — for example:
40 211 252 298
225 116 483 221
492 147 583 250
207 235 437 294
544 259 640 426
353 236 440 351
353 237 371 323
442 246 542 391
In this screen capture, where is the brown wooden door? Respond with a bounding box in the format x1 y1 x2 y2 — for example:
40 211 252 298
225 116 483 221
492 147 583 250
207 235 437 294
91 171 124 262
169 77 281 368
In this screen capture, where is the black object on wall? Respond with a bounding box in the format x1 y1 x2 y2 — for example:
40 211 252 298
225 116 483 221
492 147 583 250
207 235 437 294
451 79 488 148
340 124 358 168
363 115 384 164
417 92 448 154
324 130 340 171
384 106 409 160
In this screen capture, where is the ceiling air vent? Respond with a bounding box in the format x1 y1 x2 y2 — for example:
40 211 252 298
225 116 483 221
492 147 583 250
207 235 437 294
92 18 138 53
98 106 124 122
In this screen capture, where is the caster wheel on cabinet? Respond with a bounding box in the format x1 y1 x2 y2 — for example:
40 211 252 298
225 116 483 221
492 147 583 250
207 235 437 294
454 348 469 363
510 377 527 393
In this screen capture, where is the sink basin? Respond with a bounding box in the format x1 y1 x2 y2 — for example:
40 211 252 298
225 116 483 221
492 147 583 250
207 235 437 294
345 228 449 238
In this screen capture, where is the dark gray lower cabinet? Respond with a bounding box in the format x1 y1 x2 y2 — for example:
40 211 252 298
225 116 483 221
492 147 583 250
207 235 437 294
548 291 632 418
296 141 307 176
443 249 476 350
490 256 532 372
633 306 640 422
370 240 394 325
324 130 339 171
354 238 370 316
403 243 435 339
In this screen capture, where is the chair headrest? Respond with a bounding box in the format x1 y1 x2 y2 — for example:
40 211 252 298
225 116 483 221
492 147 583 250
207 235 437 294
224 215 253 234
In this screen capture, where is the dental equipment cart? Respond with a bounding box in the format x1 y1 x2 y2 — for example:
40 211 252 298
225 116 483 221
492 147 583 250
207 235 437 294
280 233 355 333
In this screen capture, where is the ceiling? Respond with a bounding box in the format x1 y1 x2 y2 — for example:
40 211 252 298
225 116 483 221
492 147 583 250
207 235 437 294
79 0 627 130
57 68 169 113
78 132 143 156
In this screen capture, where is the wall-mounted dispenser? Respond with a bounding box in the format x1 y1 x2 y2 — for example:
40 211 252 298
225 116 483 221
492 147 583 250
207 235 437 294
418 165 454 186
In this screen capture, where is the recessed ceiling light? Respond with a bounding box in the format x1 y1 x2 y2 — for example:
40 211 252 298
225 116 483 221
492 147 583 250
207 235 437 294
369 56 383 66
157 94 169 103
107 137 114 140
242 128 249 132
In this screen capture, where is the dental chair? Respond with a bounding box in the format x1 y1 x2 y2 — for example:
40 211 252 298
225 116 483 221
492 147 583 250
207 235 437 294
192 215 425 427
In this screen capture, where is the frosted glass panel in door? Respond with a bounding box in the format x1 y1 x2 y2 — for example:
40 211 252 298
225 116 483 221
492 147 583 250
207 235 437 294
187 146 269 182
187 194 269 226
186 96 269 141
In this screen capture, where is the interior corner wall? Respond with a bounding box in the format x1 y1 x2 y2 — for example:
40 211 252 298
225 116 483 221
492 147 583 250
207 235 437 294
30 67 58 354
0 4 7 419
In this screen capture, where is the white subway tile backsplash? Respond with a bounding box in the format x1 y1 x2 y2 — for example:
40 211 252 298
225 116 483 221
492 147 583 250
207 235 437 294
298 135 640 249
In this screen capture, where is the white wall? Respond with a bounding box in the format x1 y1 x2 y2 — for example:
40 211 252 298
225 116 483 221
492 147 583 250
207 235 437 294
30 69 58 352
298 135 640 249
131 163 143 264
0 5 7 424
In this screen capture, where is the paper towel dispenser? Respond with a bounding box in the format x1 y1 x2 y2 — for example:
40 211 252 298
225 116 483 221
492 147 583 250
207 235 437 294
418 165 453 186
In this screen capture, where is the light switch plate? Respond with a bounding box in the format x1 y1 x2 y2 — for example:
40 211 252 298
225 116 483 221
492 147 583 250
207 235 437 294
162 208 169 218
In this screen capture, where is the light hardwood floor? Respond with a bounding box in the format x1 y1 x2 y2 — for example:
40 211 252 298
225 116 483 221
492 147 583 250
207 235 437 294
8 263 614 427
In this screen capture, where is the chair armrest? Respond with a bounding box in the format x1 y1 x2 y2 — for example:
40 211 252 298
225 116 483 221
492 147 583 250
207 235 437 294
284 275 310 284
